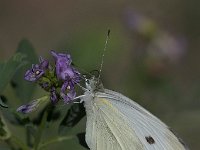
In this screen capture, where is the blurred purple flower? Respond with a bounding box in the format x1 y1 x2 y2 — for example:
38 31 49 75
17 100 38 113
60 80 76 103
147 33 187 63
124 9 187 65
24 57 49 82
124 9 156 37
17 96 49 114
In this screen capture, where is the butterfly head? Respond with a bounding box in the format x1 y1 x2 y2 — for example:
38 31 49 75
85 76 104 93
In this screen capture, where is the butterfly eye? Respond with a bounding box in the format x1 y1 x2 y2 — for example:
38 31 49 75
86 79 89 84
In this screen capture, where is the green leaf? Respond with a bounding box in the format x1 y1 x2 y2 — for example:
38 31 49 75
58 103 86 135
0 53 26 94
12 39 38 102
0 113 11 140
38 136 74 150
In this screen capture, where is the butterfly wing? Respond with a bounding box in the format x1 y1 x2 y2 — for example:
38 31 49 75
83 94 144 150
94 89 188 150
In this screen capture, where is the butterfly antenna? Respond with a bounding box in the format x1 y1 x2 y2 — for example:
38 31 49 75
98 29 110 82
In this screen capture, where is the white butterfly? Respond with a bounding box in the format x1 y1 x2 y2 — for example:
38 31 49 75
78 30 188 150
80 77 188 150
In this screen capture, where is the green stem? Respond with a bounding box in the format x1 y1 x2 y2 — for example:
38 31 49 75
38 136 74 150
10 135 30 150
34 111 48 150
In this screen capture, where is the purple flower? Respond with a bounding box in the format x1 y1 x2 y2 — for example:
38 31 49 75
17 96 49 114
24 57 49 82
50 87 58 104
51 50 80 82
17 100 38 113
20 51 81 114
39 82 50 89
39 56 49 70
51 51 81 102
51 50 71 79
24 67 44 82
60 81 76 103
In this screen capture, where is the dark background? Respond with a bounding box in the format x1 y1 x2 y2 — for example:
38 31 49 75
0 0 200 149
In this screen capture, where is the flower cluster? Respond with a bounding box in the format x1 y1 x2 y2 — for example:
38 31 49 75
17 50 81 113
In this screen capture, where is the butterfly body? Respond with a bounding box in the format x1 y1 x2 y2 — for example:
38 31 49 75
81 77 188 150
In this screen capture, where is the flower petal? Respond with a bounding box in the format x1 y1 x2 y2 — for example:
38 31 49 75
50 87 58 104
51 50 75 80
60 81 76 103
24 57 49 82
51 50 71 65
60 90 76 103
17 100 38 113
39 57 49 70
17 96 49 114
24 68 44 82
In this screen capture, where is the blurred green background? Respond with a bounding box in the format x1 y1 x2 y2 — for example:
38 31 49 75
0 0 200 149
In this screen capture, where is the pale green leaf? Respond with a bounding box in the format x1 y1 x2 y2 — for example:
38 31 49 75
12 39 38 102
0 53 26 94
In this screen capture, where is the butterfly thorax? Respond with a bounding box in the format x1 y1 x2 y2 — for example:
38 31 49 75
83 77 104 109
